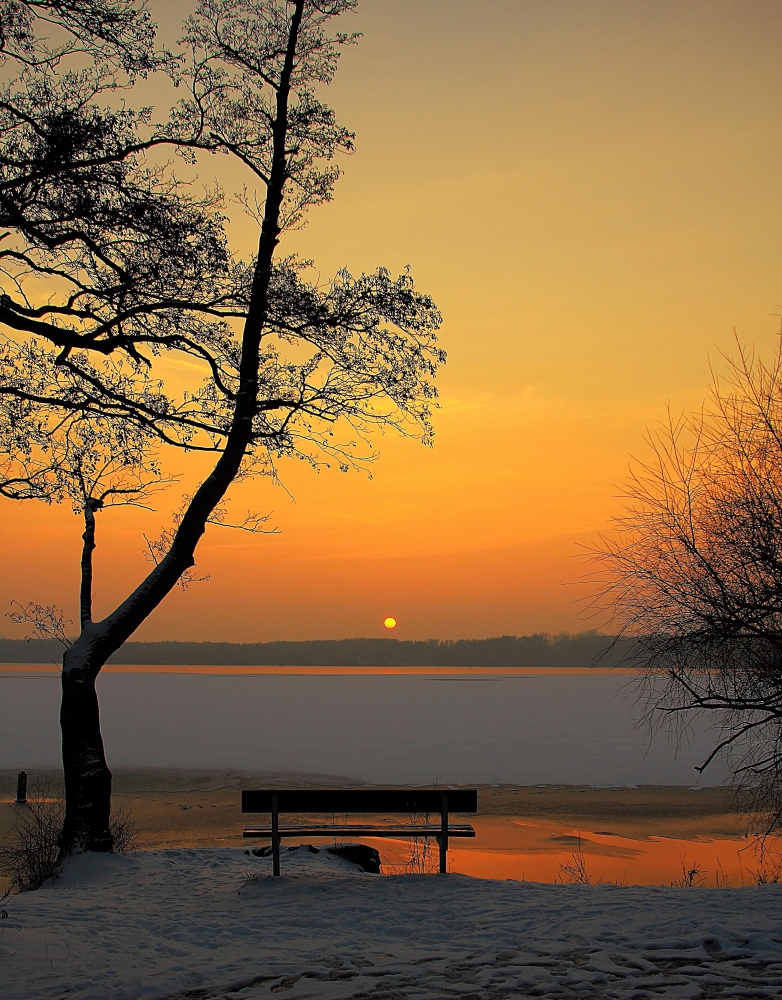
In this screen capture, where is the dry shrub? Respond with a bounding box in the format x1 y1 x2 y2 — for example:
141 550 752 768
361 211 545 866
670 854 706 888
558 835 592 885
746 841 782 885
110 804 138 855
0 781 137 893
0 781 63 891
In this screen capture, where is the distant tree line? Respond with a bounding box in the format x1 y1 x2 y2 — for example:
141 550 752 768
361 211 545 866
0 632 632 667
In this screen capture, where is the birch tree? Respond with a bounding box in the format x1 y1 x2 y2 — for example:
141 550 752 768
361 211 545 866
0 0 444 853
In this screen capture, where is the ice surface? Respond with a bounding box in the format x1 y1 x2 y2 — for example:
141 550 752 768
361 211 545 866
0 670 730 785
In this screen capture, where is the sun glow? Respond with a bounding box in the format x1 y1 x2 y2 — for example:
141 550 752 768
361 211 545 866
383 617 397 630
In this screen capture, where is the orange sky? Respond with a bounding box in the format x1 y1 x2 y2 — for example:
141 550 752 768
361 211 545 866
2 0 781 642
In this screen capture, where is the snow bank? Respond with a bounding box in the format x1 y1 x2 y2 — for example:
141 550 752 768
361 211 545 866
1 847 780 998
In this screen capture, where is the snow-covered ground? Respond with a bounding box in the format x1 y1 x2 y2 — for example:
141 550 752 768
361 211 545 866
2 848 781 999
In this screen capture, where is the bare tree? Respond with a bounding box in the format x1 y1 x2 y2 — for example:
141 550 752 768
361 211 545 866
593 340 782 834
0 0 444 854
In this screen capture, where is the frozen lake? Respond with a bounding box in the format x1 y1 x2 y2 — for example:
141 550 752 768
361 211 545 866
0 666 729 786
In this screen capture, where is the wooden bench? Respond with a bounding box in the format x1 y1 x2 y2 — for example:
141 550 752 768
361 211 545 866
242 788 478 875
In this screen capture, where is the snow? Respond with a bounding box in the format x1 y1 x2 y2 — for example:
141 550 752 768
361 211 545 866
2 848 781 998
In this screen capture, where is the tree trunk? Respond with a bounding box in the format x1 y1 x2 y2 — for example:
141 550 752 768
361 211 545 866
79 499 100 627
59 657 113 854
55 0 305 855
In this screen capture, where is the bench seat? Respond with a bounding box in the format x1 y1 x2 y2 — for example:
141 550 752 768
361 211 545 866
243 823 476 839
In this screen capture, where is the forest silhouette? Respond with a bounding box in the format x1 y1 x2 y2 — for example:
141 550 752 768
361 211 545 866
0 632 631 667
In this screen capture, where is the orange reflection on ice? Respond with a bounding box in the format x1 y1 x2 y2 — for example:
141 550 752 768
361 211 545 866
367 818 778 887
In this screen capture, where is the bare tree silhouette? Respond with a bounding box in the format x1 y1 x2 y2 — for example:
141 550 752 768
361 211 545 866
592 340 782 835
0 1 444 854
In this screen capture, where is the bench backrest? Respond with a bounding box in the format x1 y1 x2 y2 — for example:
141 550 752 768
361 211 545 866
242 788 478 814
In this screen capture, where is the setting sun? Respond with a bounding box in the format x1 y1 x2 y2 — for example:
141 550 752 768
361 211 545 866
383 617 397 630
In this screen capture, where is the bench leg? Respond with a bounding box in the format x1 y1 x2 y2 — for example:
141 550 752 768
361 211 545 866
439 792 449 874
272 794 280 876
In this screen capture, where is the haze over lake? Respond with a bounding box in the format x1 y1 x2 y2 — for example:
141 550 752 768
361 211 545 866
0 667 728 786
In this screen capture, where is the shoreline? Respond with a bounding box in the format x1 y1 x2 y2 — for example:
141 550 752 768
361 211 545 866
1 767 746 835
2 769 762 888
